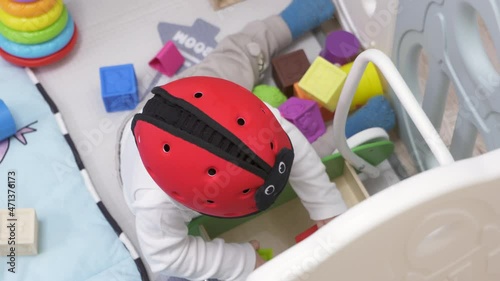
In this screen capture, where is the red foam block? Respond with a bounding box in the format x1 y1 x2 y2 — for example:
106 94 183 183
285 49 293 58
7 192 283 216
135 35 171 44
295 224 319 243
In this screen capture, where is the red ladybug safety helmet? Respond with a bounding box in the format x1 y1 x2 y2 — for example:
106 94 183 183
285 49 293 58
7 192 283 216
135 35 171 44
132 76 294 218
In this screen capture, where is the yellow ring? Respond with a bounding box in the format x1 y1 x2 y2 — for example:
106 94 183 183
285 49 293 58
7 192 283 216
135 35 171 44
0 0 58 18
0 0 63 32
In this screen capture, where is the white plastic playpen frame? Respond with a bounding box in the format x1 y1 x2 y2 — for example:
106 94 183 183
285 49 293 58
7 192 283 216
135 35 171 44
247 0 500 280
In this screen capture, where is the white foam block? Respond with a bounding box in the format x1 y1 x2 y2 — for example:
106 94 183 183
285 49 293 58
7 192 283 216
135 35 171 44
0 208 38 256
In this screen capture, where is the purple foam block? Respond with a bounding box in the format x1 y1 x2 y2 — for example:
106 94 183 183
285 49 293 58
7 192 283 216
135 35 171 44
149 41 185 77
320 30 361 65
278 97 326 143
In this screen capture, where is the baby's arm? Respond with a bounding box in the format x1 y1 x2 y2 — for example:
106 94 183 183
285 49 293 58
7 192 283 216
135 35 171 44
267 105 348 221
133 188 256 281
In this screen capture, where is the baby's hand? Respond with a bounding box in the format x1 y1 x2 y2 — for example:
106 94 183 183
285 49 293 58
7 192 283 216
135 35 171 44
250 240 266 269
315 215 338 229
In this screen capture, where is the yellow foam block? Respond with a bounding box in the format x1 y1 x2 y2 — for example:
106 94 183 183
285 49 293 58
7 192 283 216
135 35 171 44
340 62 384 110
298 57 347 112
293 83 334 121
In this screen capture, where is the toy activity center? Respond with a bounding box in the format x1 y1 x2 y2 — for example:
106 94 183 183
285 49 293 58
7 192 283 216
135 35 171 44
0 0 499 280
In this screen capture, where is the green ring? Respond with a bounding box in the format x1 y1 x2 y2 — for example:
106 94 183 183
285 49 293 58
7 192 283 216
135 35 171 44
0 7 68 45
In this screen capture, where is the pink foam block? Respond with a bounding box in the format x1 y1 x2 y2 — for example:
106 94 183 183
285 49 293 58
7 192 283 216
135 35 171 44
149 41 185 77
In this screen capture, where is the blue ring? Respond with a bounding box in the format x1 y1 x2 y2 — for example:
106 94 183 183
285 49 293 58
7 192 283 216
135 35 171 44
0 14 74 59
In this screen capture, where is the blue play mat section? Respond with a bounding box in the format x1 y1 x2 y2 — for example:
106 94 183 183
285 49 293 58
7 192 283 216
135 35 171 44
0 59 140 281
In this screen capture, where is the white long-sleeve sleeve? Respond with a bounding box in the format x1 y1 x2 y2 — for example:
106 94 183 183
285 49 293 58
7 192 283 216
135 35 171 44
120 117 256 281
133 188 255 281
267 105 348 221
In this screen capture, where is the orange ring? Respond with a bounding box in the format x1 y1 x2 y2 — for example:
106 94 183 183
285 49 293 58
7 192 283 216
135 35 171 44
0 0 58 18
0 25 77 67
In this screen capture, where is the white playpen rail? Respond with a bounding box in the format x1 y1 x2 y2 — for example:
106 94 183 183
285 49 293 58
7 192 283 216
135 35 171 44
331 49 454 177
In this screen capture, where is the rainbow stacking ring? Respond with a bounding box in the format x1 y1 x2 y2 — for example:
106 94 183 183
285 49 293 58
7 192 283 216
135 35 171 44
0 6 68 44
0 0 58 18
0 0 63 31
0 25 78 67
0 13 74 58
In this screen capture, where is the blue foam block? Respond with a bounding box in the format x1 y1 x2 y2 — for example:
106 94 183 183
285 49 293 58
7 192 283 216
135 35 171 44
346 95 396 138
0 99 16 141
280 0 335 39
99 64 138 113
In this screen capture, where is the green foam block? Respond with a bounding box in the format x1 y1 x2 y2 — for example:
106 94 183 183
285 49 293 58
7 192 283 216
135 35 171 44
253 84 288 108
257 248 274 261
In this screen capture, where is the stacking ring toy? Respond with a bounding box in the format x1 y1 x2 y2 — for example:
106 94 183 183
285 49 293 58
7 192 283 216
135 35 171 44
0 7 68 44
0 25 78 67
0 0 58 18
0 0 63 32
0 14 74 58
0 0 57 18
